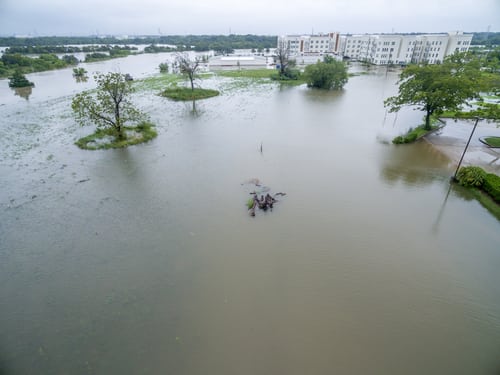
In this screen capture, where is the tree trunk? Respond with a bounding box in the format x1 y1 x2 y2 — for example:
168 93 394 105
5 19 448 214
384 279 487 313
115 103 125 139
425 110 432 130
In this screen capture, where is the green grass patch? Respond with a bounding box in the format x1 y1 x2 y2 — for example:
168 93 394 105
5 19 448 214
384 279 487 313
133 74 181 91
75 122 157 150
482 137 500 147
215 69 306 86
392 123 440 144
160 87 220 101
216 69 276 79
270 74 307 86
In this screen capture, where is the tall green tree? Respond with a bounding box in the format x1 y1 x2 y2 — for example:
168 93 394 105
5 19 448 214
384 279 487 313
72 72 145 139
304 58 348 90
384 52 482 130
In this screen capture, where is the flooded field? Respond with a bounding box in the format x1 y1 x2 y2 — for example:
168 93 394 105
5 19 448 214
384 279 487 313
1 54 499 374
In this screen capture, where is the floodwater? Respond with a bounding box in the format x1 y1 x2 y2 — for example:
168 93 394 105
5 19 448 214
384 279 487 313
1 54 499 375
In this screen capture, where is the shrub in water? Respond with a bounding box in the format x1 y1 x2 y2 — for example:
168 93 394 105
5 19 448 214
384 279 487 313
456 166 486 187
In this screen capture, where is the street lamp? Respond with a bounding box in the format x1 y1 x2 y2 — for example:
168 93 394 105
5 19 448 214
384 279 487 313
452 116 482 181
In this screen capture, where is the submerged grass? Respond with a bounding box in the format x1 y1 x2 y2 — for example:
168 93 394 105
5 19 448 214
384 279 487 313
160 87 220 101
216 69 306 86
75 122 157 150
133 74 181 91
215 69 276 79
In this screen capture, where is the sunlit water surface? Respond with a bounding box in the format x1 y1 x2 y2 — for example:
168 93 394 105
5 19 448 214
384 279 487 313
1 55 499 375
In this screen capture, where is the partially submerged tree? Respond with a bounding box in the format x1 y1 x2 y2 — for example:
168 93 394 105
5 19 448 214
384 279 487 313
304 57 348 90
384 52 482 130
175 53 201 91
72 67 87 77
159 62 169 73
8 70 34 88
275 38 291 77
72 72 146 139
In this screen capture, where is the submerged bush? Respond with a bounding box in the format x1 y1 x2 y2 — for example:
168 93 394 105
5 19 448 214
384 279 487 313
8 70 34 88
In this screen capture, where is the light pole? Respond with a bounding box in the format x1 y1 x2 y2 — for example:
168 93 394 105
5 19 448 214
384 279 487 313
452 116 481 181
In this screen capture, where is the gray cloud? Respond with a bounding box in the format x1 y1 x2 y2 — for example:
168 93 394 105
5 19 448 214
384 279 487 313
0 0 498 36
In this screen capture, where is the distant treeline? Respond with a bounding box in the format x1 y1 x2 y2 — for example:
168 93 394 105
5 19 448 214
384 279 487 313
470 32 500 46
3 45 138 54
0 53 77 77
0 47 137 78
0 35 278 52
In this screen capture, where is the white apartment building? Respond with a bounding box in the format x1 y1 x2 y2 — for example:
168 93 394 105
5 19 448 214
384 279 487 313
278 32 341 56
342 31 472 65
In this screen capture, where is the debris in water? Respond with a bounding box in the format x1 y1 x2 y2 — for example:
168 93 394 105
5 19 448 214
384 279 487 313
242 178 286 217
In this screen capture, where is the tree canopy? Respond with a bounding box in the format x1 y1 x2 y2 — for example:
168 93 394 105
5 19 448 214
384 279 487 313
304 57 348 90
384 52 482 130
174 53 202 91
72 72 146 139
8 70 34 88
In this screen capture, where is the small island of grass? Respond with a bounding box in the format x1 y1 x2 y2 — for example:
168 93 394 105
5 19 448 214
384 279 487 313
160 87 220 101
480 136 500 148
75 122 157 150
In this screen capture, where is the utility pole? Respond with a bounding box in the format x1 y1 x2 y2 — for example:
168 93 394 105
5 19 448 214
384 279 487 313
453 117 481 181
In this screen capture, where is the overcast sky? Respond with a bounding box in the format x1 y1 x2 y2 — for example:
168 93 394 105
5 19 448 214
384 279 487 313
0 0 498 36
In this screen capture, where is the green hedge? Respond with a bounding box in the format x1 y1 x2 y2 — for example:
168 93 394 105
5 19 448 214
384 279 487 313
483 173 500 203
457 166 500 203
456 166 486 187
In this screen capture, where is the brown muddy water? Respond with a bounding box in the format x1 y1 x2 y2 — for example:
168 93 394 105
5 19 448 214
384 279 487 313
1 54 499 375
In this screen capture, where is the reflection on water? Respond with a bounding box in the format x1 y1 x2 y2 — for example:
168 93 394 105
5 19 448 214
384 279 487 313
380 141 452 186
12 86 33 100
0 59 499 375
74 75 89 83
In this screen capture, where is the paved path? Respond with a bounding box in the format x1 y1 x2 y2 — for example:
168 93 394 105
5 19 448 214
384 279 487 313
424 119 500 174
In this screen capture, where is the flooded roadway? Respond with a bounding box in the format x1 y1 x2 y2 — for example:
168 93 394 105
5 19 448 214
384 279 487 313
0 55 499 374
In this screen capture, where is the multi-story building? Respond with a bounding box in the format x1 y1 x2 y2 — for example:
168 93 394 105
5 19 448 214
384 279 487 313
342 31 472 65
278 32 342 56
